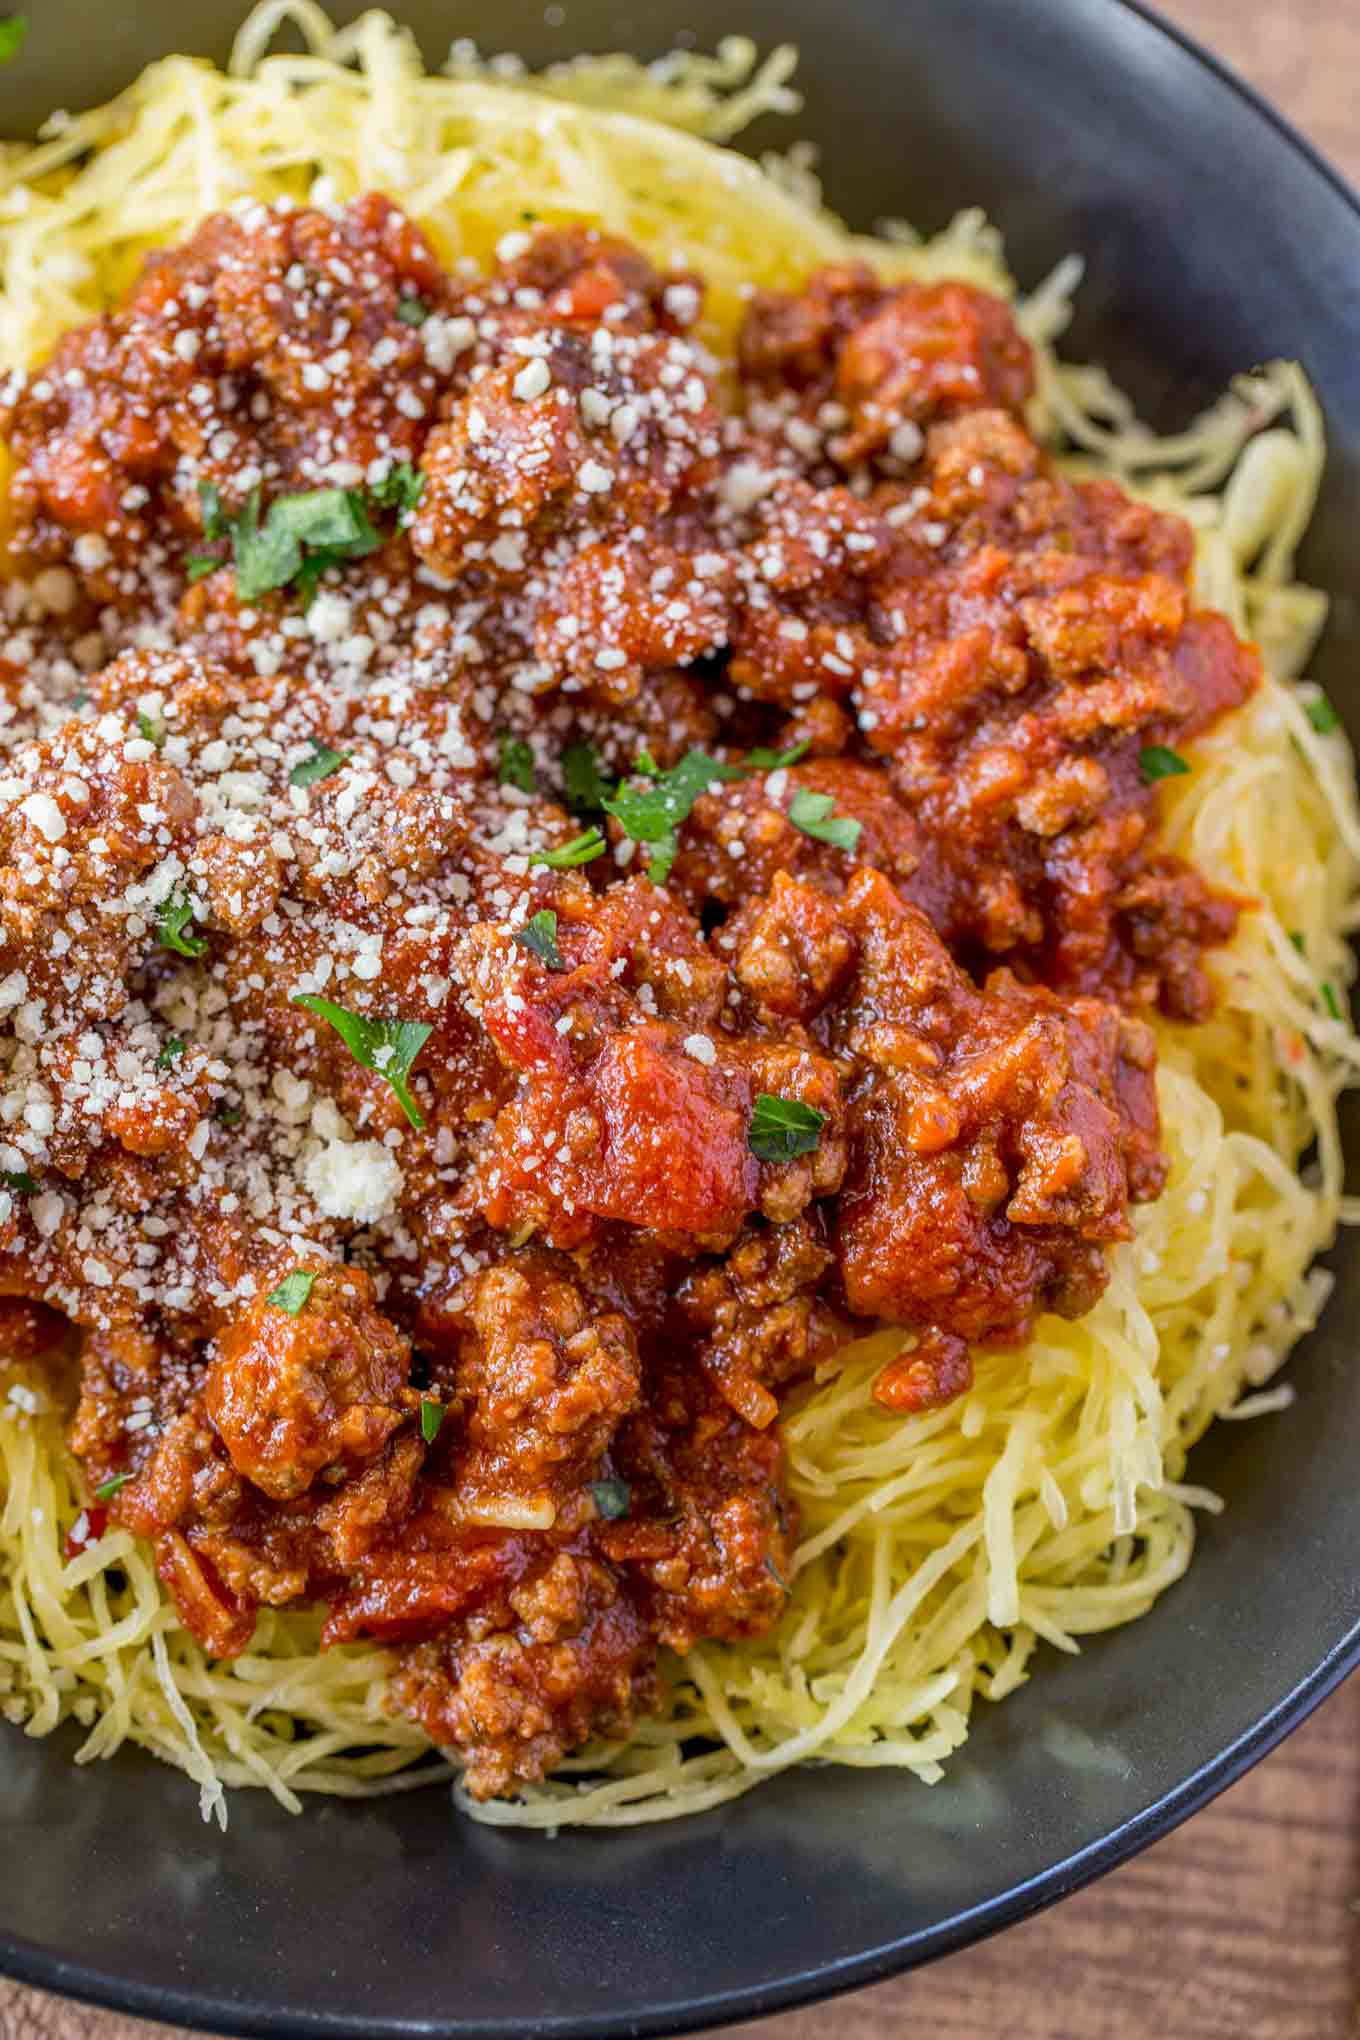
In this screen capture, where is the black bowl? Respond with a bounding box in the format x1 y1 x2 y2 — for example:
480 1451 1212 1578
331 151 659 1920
3 3 1360 2034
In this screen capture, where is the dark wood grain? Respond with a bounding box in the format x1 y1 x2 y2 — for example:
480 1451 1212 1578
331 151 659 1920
1156 0 1360 186
4 4 1358 2037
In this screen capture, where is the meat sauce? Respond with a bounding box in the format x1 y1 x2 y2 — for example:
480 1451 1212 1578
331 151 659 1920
0 198 1258 1795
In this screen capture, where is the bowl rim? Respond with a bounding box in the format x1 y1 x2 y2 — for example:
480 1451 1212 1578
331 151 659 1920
2 2 1360 2035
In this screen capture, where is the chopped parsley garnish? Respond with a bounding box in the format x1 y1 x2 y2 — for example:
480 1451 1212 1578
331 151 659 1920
604 749 744 884
746 740 811 769
765 1554 791 1593
419 1398 446 1444
1306 693 1341 735
94 1472 130 1502
396 295 430 326
370 463 426 516
787 787 863 852
242 486 382 602
562 741 613 815
156 888 207 958
155 1036 186 1071
498 735 536 794
186 481 228 579
292 995 434 1130
290 740 351 788
531 828 606 870
216 1102 244 1127
1 1169 37 1194
136 708 166 750
588 1478 631 1519
748 1093 826 1163
186 483 382 603
1289 930 1306 954
0 17 25 67
1138 745 1190 783
514 909 566 971
199 480 225 535
267 1270 315 1315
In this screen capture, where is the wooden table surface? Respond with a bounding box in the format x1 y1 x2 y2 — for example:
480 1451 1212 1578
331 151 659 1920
5 3 1359 2038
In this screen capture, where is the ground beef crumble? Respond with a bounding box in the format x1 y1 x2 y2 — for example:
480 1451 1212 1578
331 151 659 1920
0 199 1257 1796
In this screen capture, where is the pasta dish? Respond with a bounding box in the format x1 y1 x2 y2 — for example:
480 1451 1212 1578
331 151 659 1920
0 4 1356 1831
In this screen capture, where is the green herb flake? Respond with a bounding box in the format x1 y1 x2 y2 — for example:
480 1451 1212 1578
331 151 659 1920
191 485 382 605
156 888 207 959
748 1092 826 1164
136 708 166 750
289 739 351 788
746 740 811 769
562 741 613 815
1 1169 37 1194
267 1270 316 1315
186 481 229 579
396 296 430 326
787 787 863 852
498 735 537 794
419 1398 446 1444
292 994 434 1130
1322 981 1344 1021
237 485 382 603
0 17 27 66
1306 693 1341 735
764 1554 791 1593
1138 745 1190 783
155 1036 186 1071
531 827 607 871
94 1472 131 1502
216 1102 244 1128
603 749 744 884
198 480 225 538
370 462 426 516
1289 930 1306 954
514 909 566 972
588 1478 631 1519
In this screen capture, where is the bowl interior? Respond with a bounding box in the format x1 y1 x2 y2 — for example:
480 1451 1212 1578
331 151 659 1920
2 3 1360 2035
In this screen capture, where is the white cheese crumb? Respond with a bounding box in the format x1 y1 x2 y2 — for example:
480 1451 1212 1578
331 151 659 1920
718 461 776 514
305 1138 403 1224
307 592 353 644
19 792 66 843
890 420 925 463
421 315 477 374
72 534 111 572
512 358 552 401
662 282 700 325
